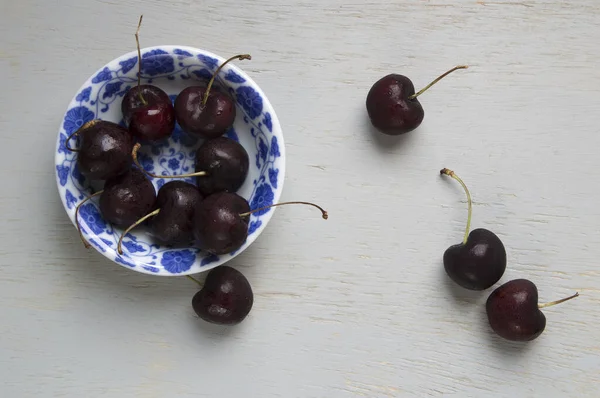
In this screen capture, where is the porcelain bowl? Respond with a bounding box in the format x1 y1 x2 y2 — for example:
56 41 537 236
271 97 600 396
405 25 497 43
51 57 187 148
55 46 285 276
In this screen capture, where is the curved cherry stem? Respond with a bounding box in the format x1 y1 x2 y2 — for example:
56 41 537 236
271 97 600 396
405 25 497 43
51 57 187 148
132 143 207 179
117 208 160 255
239 201 328 219
64 119 98 152
75 190 104 248
134 15 146 105
186 275 204 287
202 54 251 106
441 168 472 244
409 65 469 100
538 292 579 309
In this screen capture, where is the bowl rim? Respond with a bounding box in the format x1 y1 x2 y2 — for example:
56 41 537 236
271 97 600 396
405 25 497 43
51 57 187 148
55 44 286 276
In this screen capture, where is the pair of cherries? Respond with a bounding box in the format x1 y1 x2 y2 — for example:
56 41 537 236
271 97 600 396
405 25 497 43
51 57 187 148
440 168 578 342
122 14 245 143
121 57 248 143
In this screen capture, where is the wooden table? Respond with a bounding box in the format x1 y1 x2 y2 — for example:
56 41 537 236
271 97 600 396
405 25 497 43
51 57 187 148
1 0 599 396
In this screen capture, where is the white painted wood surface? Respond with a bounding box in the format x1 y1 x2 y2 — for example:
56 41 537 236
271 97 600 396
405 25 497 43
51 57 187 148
1 0 599 396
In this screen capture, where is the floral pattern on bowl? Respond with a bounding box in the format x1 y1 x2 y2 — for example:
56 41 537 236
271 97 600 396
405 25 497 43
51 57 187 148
55 46 285 276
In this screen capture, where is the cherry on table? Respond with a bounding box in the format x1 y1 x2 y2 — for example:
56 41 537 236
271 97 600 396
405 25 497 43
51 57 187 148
132 136 249 196
121 15 175 141
174 54 251 139
193 192 328 255
188 266 253 325
440 168 506 291
116 180 203 253
65 119 134 181
366 65 468 135
486 279 579 341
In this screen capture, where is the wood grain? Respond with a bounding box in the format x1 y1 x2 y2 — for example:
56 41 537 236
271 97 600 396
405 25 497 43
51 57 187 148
1 0 599 396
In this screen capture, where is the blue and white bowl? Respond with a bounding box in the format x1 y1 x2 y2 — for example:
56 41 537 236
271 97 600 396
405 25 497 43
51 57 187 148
55 46 285 276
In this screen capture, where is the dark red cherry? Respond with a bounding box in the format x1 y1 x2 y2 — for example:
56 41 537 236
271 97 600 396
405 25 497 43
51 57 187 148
486 279 579 342
444 228 506 290
174 85 235 139
193 193 328 255
66 120 134 181
366 74 423 135
121 85 175 141
120 16 175 141
117 181 203 253
366 66 467 135
193 192 251 255
194 137 249 196
190 265 254 325
149 181 203 244
174 54 251 139
440 168 506 290
99 167 156 228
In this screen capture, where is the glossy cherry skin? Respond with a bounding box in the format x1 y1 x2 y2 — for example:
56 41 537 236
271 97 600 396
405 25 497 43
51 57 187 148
99 168 156 228
77 120 134 180
121 85 175 141
174 85 236 139
195 137 249 196
192 265 253 325
443 228 506 291
148 181 203 245
193 192 250 255
366 74 424 135
486 279 546 341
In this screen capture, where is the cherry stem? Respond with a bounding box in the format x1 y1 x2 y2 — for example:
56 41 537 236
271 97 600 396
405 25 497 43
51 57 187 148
202 54 251 106
440 168 472 244
75 190 104 248
239 201 329 219
135 14 146 105
538 292 579 309
64 119 98 152
409 65 468 100
186 275 204 287
132 143 207 179
117 208 160 255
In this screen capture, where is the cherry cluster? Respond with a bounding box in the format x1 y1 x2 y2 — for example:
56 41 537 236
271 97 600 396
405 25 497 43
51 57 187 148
66 16 327 326
366 68 578 342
